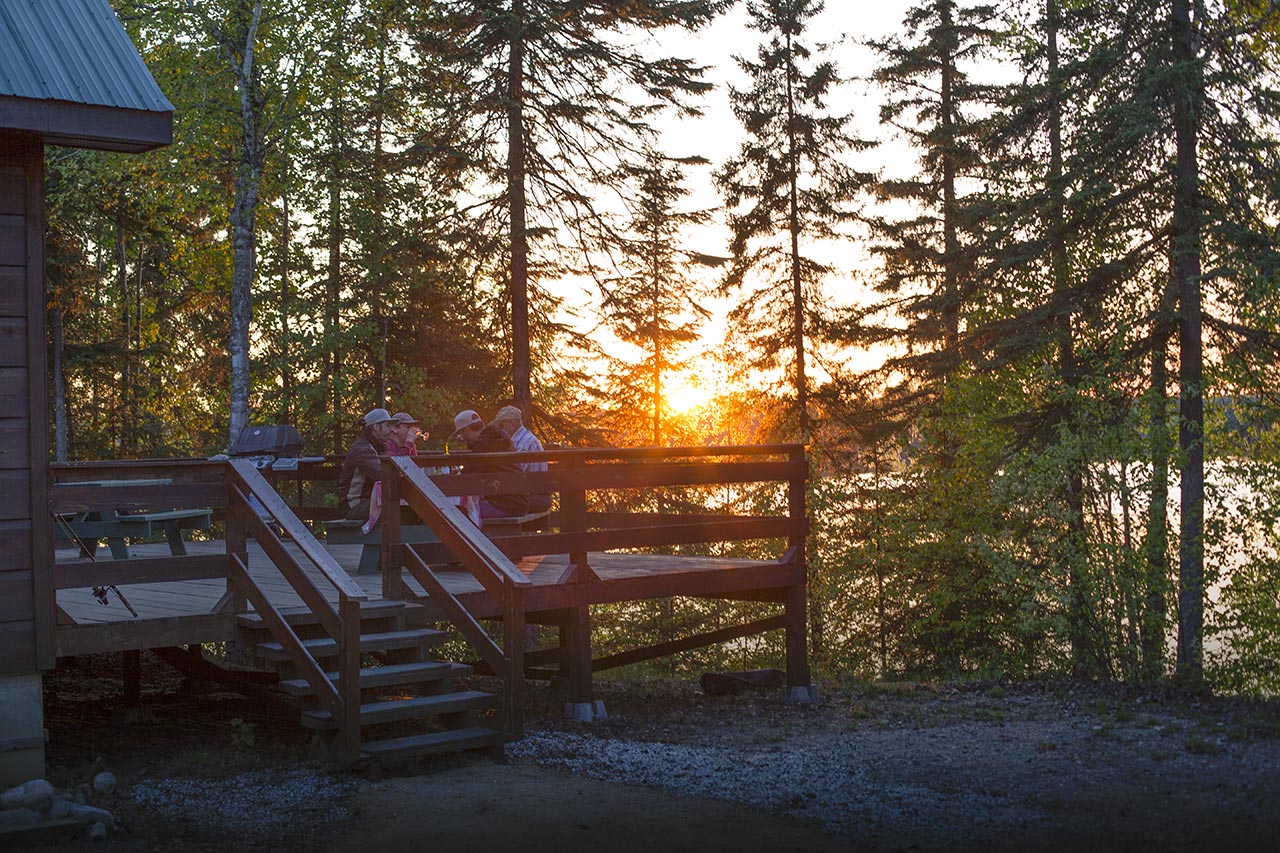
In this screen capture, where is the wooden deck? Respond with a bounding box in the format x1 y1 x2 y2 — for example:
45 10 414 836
54 539 794 656
47 447 813 749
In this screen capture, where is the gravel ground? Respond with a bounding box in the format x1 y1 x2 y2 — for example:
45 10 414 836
502 682 1280 851
36 657 1280 852
132 769 357 836
508 729 1043 839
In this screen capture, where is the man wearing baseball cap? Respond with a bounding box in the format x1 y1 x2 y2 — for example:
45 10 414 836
491 405 552 512
386 412 424 456
451 409 486 449
337 407 394 519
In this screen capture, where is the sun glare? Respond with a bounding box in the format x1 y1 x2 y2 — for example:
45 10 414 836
664 377 715 416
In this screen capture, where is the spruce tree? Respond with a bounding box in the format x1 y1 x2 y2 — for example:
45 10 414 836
600 150 712 446
425 0 729 423
716 0 869 444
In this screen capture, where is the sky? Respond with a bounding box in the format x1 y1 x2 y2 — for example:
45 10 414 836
559 1 917 411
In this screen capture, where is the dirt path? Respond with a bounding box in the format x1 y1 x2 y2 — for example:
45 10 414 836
336 764 842 853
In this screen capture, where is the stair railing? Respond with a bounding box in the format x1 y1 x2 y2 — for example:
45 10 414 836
225 460 367 764
383 456 531 738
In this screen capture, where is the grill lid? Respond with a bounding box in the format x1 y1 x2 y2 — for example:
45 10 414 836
229 425 304 457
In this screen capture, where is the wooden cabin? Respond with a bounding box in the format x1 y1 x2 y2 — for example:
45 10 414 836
0 0 173 784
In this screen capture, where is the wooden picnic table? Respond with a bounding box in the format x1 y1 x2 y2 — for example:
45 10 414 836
53 478 213 559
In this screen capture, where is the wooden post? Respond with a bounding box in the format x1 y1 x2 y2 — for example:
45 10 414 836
337 596 362 766
380 458 403 599
225 479 248 615
783 446 814 703
502 585 525 738
562 605 603 721
562 456 588 571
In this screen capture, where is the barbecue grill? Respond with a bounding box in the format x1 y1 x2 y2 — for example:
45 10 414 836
227 424 318 471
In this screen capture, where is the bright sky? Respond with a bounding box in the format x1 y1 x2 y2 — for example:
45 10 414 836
560 1 915 414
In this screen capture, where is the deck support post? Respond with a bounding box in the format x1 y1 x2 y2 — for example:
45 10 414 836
782 581 816 704
782 446 816 704
503 586 526 738
559 605 605 721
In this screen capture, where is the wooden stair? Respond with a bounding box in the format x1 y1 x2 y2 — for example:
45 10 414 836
237 600 505 764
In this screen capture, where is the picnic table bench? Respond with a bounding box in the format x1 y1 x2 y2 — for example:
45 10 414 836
52 479 213 559
326 509 551 575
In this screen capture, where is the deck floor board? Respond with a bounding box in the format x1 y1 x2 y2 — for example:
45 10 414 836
53 538 783 654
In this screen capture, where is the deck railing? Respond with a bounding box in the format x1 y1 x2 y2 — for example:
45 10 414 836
50 459 369 765
382 456 529 738
375 444 810 696
397 444 807 563
225 460 367 764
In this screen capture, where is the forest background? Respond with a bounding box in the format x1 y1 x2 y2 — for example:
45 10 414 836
43 0 1280 696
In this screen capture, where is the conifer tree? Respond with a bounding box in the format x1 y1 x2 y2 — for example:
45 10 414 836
851 0 998 429
716 0 869 444
600 151 712 446
426 0 729 423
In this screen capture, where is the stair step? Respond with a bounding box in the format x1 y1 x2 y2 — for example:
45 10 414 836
360 726 505 759
237 600 418 630
277 661 472 696
300 690 498 730
256 628 446 663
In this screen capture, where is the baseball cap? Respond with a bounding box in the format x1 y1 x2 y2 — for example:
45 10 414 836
364 407 393 426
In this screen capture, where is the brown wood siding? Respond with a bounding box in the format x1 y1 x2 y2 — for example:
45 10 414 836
0 418 30 469
0 620 35 672
0 316 25 366
0 167 23 214
0 470 30 519
0 520 32 571
0 571 33 622
0 366 27 411
0 267 25 313
0 214 22 258
0 133 46 673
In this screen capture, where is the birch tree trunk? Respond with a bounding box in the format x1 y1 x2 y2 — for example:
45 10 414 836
228 0 265 448
51 304 68 462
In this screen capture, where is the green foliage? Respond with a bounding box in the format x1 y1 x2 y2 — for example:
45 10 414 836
228 717 256 749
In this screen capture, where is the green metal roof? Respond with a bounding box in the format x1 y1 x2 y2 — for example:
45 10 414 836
0 0 172 151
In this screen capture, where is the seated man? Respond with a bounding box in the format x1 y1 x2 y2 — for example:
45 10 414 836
491 405 552 512
386 412 424 456
469 423 531 519
337 407 394 520
450 408 485 451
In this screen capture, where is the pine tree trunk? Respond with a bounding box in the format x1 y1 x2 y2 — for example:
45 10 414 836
940 0 959 348
1046 0 1094 677
784 28 809 443
1172 0 1204 690
1144 312 1171 681
372 20 389 408
507 0 533 421
327 97 344 452
280 145 294 423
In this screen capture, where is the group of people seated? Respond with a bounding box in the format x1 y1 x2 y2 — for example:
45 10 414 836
337 404 551 529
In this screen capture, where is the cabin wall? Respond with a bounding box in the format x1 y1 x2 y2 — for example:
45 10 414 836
0 131 49 784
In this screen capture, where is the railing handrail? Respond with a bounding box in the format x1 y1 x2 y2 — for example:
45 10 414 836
51 459 228 475
390 457 532 591
410 443 803 466
228 460 367 602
